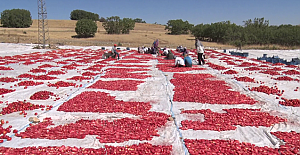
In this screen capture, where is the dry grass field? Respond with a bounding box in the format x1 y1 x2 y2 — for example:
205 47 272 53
0 19 237 49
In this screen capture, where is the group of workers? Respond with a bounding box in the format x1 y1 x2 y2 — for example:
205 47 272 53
174 38 206 67
138 39 160 54
104 38 206 67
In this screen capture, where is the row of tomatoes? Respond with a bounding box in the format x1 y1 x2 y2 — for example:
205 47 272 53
117 60 146 63
244 67 262 71
81 71 98 76
283 69 300 75
0 88 15 96
0 66 13 70
234 76 255 83
88 80 144 91
171 73 257 105
47 81 76 88
57 91 151 115
260 70 281 75
29 91 56 100
17 74 57 80
274 76 296 81
0 143 172 154
271 131 300 154
279 98 300 107
0 77 19 82
105 68 150 73
0 120 14 142
67 76 92 81
47 70 66 75
102 71 150 79
38 64 57 68
206 62 228 70
0 101 45 115
156 63 206 72
0 49 107 67
223 70 239 74
180 109 286 131
236 62 259 67
16 112 169 143
112 64 151 68
184 139 280 155
17 81 44 86
29 68 47 73
249 85 283 96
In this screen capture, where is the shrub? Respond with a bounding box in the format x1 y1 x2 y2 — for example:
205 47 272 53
134 18 146 23
102 16 135 34
70 10 99 21
75 19 97 38
0 9 32 28
99 17 106 22
165 19 193 35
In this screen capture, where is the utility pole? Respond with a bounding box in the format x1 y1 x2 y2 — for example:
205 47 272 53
37 0 49 49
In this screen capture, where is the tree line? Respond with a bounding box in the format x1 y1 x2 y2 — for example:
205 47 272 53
0 9 144 38
1 8 299 47
165 18 300 48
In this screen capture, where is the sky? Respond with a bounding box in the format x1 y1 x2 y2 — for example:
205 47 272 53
0 0 299 26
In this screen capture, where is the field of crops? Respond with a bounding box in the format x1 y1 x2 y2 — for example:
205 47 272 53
0 43 299 154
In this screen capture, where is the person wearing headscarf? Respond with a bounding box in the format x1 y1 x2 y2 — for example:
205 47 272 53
153 39 159 54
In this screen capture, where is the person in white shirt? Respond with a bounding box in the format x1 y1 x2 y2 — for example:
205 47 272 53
175 56 185 67
195 39 205 65
143 47 148 53
162 47 169 56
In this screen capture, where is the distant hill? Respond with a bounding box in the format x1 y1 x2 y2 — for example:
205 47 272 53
0 19 234 49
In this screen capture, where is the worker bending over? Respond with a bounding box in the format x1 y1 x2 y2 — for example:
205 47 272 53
175 54 192 67
111 44 120 60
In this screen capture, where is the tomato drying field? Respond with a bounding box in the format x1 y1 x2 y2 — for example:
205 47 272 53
0 43 299 154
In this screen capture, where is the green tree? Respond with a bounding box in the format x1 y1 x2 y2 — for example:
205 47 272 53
207 21 232 42
273 24 300 47
192 17 300 47
102 16 122 34
75 19 97 38
102 16 135 34
243 17 269 45
0 9 32 28
134 18 146 23
192 24 211 41
121 18 135 34
99 17 106 22
165 19 193 35
70 10 99 21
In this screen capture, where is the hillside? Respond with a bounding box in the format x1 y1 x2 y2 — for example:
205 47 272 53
0 19 234 49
